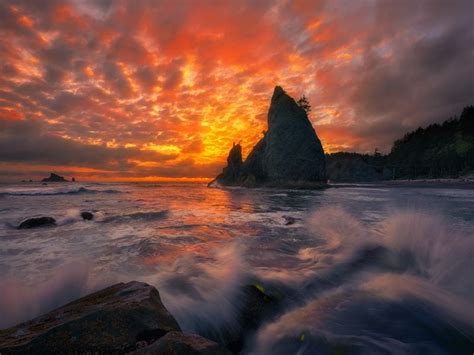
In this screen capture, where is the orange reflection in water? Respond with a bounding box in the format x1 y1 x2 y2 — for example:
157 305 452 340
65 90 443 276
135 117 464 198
128 185 263 266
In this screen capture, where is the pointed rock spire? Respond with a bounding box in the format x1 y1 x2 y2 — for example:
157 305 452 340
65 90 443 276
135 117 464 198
272 85 286 98
211 86 326 187
265 86 325 182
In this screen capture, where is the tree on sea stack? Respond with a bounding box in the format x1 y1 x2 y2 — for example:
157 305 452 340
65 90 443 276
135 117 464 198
297 95 311 113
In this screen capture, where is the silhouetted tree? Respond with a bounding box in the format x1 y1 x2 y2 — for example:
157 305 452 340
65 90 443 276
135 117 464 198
297 95 311 113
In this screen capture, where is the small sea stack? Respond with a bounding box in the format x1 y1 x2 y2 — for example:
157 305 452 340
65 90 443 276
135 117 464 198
41 173 68 182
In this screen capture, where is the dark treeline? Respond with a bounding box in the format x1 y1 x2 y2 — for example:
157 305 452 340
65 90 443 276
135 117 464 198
325 152 389 182
326 106 474 181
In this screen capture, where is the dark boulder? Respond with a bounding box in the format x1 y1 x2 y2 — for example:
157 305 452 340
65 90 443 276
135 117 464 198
41 173 68 182
130 331 231 355
211 86 326 188
18 216 56 229
0 281 181 354
81 211 94 220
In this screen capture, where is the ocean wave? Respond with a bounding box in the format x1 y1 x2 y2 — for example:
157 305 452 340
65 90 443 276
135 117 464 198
0 187 122 196
248 207 474 354
100 210 169 223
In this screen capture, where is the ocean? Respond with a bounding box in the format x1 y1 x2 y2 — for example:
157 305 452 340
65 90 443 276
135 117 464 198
1 182 473 354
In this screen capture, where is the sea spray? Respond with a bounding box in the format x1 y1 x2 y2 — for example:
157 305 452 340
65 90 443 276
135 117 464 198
300 206 371 269
0 262 90 328
148 243 247 343
55 208 84 225
250 207 474 354
378 210 474 297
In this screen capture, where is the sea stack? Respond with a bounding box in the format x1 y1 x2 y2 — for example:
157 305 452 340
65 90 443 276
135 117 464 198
41 173 68 182
210 86 326 187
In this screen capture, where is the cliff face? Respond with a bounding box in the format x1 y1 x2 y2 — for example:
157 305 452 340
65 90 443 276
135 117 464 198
211 86 326 187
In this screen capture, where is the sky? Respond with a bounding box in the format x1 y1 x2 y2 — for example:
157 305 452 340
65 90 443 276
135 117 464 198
0 0 473 182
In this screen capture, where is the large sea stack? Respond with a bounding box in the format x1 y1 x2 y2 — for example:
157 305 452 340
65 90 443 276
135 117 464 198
210 86 326 187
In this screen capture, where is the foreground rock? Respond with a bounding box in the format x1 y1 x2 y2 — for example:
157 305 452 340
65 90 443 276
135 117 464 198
0 281 181 354
130 331 230 355
18 216 56 229
41 173 68 182
210 86 326 188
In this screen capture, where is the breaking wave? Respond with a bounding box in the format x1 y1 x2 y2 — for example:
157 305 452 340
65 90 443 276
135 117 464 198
0 186 122 196
135 208 474 354
249 208 474 354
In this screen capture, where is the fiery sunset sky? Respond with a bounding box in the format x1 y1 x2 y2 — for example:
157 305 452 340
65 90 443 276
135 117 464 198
0 0 473 181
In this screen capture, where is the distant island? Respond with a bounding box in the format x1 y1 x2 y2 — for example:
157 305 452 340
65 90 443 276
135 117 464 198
41 173 68 182
210 86 326 188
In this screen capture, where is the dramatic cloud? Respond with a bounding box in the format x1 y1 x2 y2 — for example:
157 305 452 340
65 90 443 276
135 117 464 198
0 0 472 181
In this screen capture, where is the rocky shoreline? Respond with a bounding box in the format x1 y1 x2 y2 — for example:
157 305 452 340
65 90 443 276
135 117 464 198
0 281 279 354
